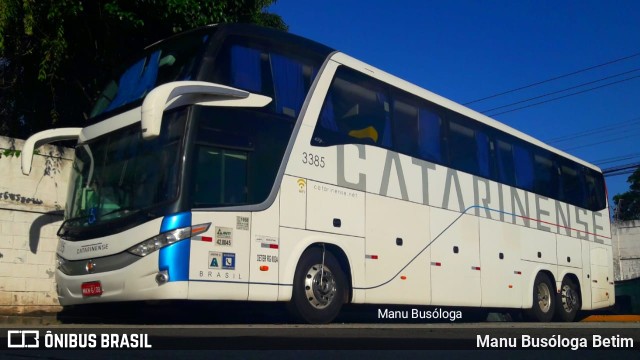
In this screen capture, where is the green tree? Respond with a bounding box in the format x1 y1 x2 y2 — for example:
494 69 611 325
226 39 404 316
0 0 286 139
613 167 640 221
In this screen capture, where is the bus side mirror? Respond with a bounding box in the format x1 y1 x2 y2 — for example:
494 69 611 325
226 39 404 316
21 127 82 175
140 81 272 140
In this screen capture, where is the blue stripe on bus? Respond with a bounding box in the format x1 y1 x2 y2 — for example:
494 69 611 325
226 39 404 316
159 212 192 282
160 212 192 232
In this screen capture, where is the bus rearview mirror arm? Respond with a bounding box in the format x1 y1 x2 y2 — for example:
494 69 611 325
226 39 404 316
141 81 272 140
21 127 82 175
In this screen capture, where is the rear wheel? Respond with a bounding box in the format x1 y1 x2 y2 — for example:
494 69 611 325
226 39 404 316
288 247 347 324
524 272 556 322
555 277 581 322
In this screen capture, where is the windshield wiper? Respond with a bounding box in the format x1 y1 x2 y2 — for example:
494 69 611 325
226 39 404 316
96 207 140 220
60 207 139 228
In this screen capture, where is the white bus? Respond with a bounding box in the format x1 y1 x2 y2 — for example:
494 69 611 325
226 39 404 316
22 24 613 324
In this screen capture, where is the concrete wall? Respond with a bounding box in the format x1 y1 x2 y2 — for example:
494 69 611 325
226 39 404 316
0 136 74 314
612 220 640 281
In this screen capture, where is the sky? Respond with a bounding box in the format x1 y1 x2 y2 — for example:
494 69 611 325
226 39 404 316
269 0 640 216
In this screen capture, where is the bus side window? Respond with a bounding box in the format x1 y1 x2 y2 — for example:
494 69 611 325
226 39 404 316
230 45 263 93
533 151 558 199
560 162 584 207
311 67 391 148
270 53 312 118
496 139 516 186
448 118 478 175
585 170 606 211
392 98 419 156
417 107 443 163
476 131 491 179
513 143 534 190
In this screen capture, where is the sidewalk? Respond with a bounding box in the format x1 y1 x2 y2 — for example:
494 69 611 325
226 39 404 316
0 315 60 326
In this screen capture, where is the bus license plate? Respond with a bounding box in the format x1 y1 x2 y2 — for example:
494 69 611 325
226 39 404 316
81 281 103 297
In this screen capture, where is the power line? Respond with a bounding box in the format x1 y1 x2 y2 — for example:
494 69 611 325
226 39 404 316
561 130 640 151
605 169 637 177
593 152 640 166
479 68 640 114
463 51 640 105
551 122 640 148
545 117 640 144
602 162 640 176
487 75 640 117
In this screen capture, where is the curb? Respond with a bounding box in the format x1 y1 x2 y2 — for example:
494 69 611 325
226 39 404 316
581 315 640 322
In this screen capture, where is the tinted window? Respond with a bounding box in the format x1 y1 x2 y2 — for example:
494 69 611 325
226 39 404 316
496 139 516 186
417 107 443 163
212 37 321 118
533 151 558 198
513 143 534 189
476 131 491 178
312 67 392 147
392 97 419 156
91 33 209 118
585 169 607 211
448 118 478 175
560 161 584 207
191 107 295 207
309 66 606 211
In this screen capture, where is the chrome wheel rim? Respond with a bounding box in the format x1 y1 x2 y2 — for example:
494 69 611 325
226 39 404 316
561 284 578 313
304 264 336 309
536 282 552 313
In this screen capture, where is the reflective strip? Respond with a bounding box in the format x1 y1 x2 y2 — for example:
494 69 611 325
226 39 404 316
431 262 441 266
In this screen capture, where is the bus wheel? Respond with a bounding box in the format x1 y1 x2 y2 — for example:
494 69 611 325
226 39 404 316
524 272 555 322
555 277 581 322
289 247 346 324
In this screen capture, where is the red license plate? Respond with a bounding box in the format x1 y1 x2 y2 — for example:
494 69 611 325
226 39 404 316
81 281 103 297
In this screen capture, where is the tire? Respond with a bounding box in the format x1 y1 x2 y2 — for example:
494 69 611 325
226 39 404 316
555 277 581 322
288 247 347 324
524 272 556 322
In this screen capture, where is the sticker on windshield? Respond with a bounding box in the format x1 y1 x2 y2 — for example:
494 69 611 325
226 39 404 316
88 207 97 225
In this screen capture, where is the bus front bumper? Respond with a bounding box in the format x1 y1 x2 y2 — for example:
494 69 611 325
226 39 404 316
56 252 188 306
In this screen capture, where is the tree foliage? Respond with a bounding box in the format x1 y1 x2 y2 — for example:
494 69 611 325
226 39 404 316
613 167 640 221
0 0 286 139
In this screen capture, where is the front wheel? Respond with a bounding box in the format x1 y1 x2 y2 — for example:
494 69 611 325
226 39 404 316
524 272 556 322
555 277 581 322
288 247 347 324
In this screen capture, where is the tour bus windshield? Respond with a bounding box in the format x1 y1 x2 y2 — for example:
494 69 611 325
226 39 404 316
63 112 187 230
61 25 332 238
89 30 211 119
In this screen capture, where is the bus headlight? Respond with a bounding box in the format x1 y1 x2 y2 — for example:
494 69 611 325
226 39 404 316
127 223 210 257
56 254 69 273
